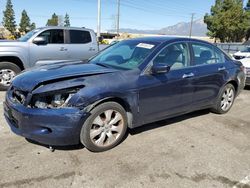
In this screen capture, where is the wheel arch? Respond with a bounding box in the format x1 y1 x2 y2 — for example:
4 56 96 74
85 97 134 128
227 80 238 93
0 56 25 70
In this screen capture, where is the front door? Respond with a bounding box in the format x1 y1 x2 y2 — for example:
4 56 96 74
138 42 194 124
29 29 69 66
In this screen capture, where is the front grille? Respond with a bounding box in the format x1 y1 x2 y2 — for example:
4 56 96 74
12 88 28 105
234 55 245 60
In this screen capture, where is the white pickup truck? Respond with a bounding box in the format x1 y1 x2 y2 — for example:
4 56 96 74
0 26 100 90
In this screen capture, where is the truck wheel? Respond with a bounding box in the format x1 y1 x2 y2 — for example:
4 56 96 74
80 102 128 152
0 62 21 91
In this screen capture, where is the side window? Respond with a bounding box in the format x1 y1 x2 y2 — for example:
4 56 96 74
153 43 190 70
69 30 92 44
38 29 64 44
191 43 225 66
214 48 226 63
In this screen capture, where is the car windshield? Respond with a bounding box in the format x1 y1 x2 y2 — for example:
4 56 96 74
90 40 158 70
241 47 250 53
18 29 40 42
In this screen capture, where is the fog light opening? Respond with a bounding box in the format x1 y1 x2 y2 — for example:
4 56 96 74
40 127 52 134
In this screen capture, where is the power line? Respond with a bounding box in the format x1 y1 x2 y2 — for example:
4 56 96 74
123 0 205 16
119 2 189 18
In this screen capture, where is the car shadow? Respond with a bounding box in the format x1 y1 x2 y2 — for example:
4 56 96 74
245 86 250 90
25 109 211 152
128 109 211 135
25 138 84 151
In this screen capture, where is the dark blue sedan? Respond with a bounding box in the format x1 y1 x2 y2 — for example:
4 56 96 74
4 37 246 152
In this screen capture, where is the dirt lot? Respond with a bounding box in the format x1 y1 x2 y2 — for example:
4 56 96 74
0 89 250 188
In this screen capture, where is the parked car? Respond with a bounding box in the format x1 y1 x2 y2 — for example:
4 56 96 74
233 46 250 60
0 26 99 90
4 37 246 152
233 49 250 86
241 59 250 86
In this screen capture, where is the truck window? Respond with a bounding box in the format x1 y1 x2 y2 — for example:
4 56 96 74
38 29 64 44
69 30 92 44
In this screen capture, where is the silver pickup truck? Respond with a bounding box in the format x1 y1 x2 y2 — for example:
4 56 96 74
0 26 99 90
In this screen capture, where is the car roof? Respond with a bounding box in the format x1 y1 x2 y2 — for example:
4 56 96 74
36 26 94 32
128 36 212 45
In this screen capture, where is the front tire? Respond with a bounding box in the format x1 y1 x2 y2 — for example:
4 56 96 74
0 62 21 91
80 102 128 152
211 83 235 114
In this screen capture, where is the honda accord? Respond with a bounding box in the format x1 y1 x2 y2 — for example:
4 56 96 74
4 37 246 152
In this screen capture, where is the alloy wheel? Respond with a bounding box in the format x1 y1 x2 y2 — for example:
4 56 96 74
220 87 235 111
90 109 124 147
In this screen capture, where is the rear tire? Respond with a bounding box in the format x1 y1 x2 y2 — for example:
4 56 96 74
211 83 235 114
0 62 21 91
80 102 128 152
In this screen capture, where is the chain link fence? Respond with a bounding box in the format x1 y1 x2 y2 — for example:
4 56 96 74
215 43 247 55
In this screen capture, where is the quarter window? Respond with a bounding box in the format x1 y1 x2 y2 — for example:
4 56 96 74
191 43 225 65
38 29 64 44
69 30 92 44
153 43 190 70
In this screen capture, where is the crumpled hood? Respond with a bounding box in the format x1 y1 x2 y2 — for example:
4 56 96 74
12 61 117 92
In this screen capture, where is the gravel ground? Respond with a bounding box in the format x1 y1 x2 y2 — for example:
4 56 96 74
0 89 250 188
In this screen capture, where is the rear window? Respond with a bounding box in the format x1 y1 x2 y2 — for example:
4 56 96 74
69 30 92 44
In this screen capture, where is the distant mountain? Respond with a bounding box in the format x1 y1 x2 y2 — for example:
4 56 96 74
158 19 207 36
108 19 208 37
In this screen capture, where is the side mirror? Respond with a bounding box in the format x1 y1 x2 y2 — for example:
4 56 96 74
33 36 47 45
151 63 170 74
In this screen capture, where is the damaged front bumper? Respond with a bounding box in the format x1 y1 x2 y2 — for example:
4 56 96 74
4 92 88 146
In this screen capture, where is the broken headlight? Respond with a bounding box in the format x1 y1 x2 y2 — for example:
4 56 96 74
30 87 82 109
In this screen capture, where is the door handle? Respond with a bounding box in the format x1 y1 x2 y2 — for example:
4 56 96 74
182 73 194 79
218 66 226 71
89 47 95 51
59 47 68 51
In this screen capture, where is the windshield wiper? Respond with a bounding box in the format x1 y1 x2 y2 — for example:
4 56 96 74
95 63 111 68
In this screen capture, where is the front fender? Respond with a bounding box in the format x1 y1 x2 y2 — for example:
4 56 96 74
0 48 29 68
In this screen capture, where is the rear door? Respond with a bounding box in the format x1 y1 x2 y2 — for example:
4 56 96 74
65 29 98 61
29 29 68 66
189 42 228 107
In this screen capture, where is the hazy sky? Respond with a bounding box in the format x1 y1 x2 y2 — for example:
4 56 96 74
0 0 241 31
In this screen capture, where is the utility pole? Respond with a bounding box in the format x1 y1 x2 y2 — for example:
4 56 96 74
116 0 120 38
189 13 195 38
97 0 101 38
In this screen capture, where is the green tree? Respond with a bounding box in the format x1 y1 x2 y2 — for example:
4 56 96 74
245 0 250 40
30 22 36 30
46 13 58 26
247 0 250 10
19 10 31 33
64 13 70 27
2 0 16 35
204 0 249 42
